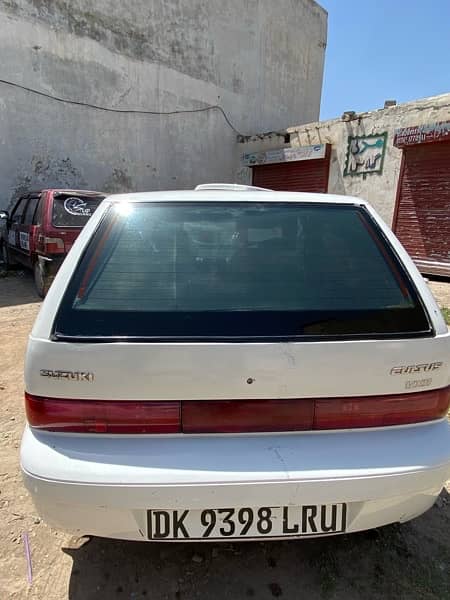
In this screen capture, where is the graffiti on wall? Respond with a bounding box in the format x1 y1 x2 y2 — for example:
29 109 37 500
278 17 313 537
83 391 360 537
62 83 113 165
343 132 387 177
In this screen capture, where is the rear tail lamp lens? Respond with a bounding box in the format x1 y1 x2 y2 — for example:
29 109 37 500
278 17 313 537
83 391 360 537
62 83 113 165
183 399 315 433
43 236 65 254
313 387 450 430
25 393 180 433
182 387 449 433
25 387 449 434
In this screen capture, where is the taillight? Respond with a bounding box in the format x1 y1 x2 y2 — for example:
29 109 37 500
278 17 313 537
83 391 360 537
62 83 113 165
43 236 65 254
25 393 181 433
313 387 450 430
183 388 450 433
183 399 315 433
25 387 450 434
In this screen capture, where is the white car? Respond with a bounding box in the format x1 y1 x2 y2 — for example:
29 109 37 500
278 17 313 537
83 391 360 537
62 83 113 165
21 186 450 541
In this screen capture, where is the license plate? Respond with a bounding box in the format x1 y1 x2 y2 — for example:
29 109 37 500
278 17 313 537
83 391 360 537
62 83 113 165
147 504 347 540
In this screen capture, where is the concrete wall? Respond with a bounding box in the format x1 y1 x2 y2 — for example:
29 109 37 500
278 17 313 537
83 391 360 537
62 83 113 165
237 93 450 226
0 0 327 208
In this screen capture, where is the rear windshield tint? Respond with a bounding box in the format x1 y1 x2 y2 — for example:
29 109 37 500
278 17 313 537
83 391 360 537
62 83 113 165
53 202 431 340
52 193 104 227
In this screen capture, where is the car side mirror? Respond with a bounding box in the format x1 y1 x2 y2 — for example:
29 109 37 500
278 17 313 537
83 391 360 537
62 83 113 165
0 210 9 220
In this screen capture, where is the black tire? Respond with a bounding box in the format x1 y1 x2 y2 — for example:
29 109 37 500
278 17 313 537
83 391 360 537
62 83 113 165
33 260 51 298
1 241 9 270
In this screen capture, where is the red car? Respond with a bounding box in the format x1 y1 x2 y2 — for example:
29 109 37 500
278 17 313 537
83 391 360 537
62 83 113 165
0 189 105 296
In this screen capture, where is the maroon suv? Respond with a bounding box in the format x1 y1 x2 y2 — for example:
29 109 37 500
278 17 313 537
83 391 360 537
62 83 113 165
0 189 105 296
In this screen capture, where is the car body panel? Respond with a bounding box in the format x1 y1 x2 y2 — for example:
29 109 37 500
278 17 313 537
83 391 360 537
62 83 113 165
25 335 450 400
21 420 450 488
21 421 450 540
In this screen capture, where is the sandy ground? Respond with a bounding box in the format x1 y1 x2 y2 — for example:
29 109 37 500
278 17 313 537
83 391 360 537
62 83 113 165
0 272 449 600
427 279 450 308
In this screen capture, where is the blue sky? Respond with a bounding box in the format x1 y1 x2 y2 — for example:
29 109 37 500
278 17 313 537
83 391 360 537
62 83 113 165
318 0 450 120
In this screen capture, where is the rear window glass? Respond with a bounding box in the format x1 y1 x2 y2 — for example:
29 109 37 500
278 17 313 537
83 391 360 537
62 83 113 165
53 202 431 340
51 193 104 227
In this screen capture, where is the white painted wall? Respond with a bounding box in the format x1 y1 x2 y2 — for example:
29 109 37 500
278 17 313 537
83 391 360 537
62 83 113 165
237 94 450 225
0 0 327 208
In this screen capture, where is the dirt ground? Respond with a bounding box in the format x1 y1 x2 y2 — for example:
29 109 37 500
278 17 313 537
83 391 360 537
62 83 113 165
0 272 449 600
427 279 450 308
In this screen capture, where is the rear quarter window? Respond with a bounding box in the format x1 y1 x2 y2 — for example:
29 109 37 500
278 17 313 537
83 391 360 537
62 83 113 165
23 197 40 226
10 197 28 224
52 193 105 227
53 201 432 341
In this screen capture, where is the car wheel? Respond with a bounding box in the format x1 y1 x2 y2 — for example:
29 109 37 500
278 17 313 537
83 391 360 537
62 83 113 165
33 260 51 298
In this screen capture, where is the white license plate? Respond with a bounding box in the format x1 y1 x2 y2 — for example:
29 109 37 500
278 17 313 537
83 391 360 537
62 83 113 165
147 504 347 540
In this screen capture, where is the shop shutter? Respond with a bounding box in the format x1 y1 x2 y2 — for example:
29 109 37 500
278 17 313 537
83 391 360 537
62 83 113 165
394 141 450 277
252 152 330 193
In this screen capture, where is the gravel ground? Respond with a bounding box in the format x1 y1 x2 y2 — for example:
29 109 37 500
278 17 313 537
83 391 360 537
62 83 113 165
0 271 449 600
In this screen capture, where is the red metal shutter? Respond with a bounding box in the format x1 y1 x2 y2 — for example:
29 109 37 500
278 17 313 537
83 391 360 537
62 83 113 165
252 154 330 193
394 141 450 277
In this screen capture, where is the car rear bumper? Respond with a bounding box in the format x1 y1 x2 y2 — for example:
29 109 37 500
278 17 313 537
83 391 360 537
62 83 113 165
21 421 450 541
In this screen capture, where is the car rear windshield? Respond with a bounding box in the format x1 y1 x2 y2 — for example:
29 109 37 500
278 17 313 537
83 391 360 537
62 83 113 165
53 202 431 341
51 193 105 227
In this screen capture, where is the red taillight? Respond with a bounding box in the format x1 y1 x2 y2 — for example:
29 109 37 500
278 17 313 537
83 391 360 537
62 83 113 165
25 387 450 434
43 236 65 254
183 399 315 433
313 387 450 430
183 388 449 433
25 393 181 433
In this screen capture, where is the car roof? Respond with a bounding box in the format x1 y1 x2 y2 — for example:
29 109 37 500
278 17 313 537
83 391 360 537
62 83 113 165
43 189 105 195
16 189 105 199
106 190 368 206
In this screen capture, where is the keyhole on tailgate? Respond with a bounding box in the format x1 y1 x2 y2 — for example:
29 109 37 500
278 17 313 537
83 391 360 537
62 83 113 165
246 377 255 384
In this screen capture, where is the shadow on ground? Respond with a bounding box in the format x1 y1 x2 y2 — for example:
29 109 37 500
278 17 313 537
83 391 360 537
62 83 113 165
0 270 41 308
427 275 450 284
63 491 449 600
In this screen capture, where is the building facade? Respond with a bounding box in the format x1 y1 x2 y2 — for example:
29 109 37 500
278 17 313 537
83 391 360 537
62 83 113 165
237 93 450 276
0 0 327 208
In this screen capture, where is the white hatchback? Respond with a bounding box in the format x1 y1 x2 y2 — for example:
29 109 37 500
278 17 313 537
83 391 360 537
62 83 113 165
21 188 450 541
